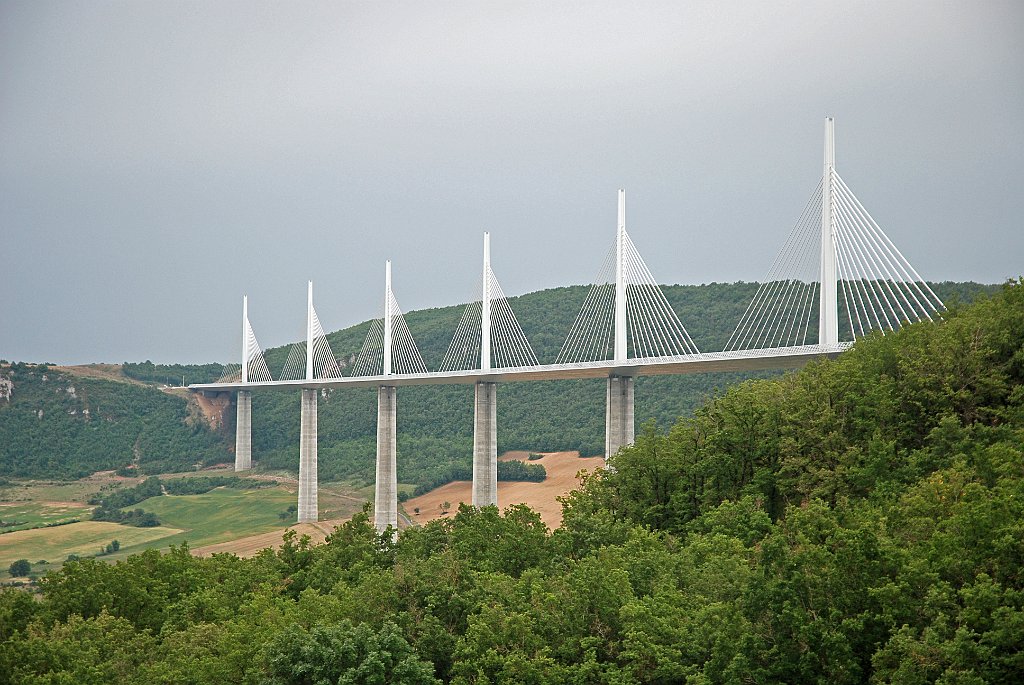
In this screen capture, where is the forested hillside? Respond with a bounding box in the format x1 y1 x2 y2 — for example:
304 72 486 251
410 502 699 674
1 281 1019 683
0 365 226 479
0 281 996 485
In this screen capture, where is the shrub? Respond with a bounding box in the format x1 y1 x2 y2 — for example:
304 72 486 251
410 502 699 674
8 559 30 576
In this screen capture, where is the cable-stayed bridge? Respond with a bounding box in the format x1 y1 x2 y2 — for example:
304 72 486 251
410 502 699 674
191 119 943 532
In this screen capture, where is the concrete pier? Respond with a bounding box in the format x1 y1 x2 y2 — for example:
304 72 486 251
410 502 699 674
297 388 318 522
472 382 498 507
605 375 635 461
374 386 398 533
234 391 252 471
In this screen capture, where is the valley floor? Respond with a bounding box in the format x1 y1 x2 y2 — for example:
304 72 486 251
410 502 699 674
1 451 599 576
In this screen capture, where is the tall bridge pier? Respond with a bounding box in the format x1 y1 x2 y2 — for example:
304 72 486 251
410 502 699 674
298 388 318 522
605 375 634 461
235 391 252 471
472 234 500 507
606 190 635 462
472 382 498 506
235 296 255 472
374 261 399 532
297 282 319 522
374 386 398 531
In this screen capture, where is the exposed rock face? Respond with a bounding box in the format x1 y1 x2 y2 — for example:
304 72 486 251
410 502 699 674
188 391 232 433
0 376 12 402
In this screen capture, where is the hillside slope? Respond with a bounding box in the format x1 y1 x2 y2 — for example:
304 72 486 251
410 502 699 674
0 364 228 479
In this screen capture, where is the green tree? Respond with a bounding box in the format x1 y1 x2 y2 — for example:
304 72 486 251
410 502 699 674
261 620 440 685
7 559 30 577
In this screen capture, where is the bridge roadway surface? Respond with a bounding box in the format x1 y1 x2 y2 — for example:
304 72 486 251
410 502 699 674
190 344 851 393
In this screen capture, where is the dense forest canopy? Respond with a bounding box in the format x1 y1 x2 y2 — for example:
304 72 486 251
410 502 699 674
0 364 225 479
0 280 1020 683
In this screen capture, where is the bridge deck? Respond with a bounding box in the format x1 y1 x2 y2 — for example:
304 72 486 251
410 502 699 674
189 344 850 392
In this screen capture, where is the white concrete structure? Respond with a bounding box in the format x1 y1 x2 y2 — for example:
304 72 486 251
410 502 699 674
375 261 399 533
472 381 498 507
234 391 252 471
374 385 398 531
298 388 318 522
297 282 318 522
605 375 635 462
820 117 839 346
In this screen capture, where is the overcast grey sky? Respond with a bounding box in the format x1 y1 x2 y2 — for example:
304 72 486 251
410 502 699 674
2 1 1021 365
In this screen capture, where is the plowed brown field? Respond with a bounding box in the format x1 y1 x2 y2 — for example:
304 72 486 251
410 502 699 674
189 451 603 557
193 519 343 558
404 451 604 529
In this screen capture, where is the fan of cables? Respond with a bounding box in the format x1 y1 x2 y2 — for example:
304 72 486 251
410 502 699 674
725 172 944 351
279 303 342 380
557 232 700 363
439 264 538 372
352 287 428 376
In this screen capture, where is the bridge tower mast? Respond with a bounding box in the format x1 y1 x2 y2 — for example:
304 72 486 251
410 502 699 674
383 261 393 376
614 190 627 362
473 233 498 507
607 189 634 463
375 262 399 533
819 117 839 346
298 281 318 522
305 282 314 382
481 232 492 371
235 296 252 471
241 296 249 384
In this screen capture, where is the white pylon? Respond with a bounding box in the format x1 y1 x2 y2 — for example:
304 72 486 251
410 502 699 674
614 189 627 362
383 261 393 376
481 233 492 371
305 281 314 381
241 295 249 384
819 118 839 346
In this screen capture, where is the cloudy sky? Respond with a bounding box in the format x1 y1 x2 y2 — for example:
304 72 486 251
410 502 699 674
2 1 1021 365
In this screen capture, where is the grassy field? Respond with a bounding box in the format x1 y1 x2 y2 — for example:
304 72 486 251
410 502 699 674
0 521 182 576
0 474 375 579
122 487 298 552
0 476 121 506
0 500 91 532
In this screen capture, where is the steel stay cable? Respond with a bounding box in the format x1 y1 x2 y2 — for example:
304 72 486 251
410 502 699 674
835 203 896 332
834 181 930 321
623 247 662 356
760 206 820 348
835 174 942 314
765 196 823 347
725 180 822 350
834 191 911 326
834 228 865 339
727 181 822 350
558 243 615 362
629 239 699 354
834 218 885 333
832 196 885 334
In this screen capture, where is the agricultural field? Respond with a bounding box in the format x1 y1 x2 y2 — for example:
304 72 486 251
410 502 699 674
0 500 90 533
133 486 298 550
0 474 374 579
1 521 182 577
